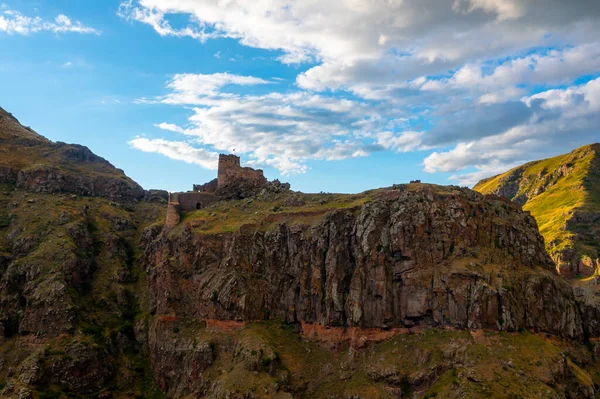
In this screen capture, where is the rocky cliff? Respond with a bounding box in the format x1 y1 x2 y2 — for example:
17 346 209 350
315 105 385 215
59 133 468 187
139 184 600 396
143 186 572 333
474 144 600 277
0 108 167 398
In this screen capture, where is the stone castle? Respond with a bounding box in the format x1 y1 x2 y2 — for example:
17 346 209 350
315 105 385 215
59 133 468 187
166 154 268 227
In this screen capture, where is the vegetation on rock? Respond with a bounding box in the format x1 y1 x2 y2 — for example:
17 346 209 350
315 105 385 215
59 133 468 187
474 144 600 277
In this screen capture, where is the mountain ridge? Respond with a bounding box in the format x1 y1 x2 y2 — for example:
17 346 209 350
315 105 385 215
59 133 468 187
474 143 600 277
0 105 150 202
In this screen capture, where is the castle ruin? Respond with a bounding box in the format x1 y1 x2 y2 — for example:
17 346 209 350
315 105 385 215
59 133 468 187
217 154 266 188
166 154 268 227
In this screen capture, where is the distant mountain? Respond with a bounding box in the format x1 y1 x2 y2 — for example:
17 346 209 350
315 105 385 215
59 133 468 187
0 106 145 202
474 144 600 277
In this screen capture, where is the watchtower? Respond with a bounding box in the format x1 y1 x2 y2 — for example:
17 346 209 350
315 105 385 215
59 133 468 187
218 154 241 187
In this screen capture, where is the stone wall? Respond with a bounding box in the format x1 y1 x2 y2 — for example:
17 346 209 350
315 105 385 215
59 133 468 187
169 192 218 212
193 178 217 193
165 202 180 228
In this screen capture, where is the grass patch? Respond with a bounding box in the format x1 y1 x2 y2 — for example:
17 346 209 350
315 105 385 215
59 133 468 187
181 191 374 234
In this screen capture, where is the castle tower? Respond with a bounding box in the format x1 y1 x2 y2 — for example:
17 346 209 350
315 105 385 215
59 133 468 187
217 154 241 187
165 153 268 227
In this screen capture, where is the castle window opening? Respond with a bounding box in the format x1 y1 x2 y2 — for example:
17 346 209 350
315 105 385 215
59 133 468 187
196 202 202 210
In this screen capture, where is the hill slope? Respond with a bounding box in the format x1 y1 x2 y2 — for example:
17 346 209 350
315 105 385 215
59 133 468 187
474 144 600 277
0 107 167 397
0 106 145 202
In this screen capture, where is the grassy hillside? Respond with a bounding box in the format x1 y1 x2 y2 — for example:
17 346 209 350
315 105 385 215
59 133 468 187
0 106 144 201
0 183 166 398
173 183 474 236
474 144 600 276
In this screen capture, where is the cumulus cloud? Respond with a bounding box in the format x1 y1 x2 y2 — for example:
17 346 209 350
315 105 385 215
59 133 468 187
421 43 600 99
424 101 534 146
159 73 272 104
423 77 600 183
155 122 185 133
377 131 424 153
122 0 600 185
129 137 219 169
119 0 599 67
0 9 99 35
130 73 408 174
117 0 600 108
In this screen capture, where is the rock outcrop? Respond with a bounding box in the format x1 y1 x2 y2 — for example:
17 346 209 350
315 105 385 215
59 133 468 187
0 107 166 398
15 164 145 202
142 186 590 338
137 184 600 396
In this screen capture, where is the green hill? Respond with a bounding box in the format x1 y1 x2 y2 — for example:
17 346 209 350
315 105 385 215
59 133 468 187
474 144 600 277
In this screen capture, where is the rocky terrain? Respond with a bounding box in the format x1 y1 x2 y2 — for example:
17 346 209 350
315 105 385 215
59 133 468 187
474 144 600 277
1 107 600 398
140 184 600 397
0 107 167 397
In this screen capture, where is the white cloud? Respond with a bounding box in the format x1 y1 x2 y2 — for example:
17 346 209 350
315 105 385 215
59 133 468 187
129 137 219 169
131 73 402 174
377 131 424 152
118 0 216 41
422 43 600 97
159 73 272 104
119 0 599 75
155 122 185 133
0 9 98 35
423 77 600 184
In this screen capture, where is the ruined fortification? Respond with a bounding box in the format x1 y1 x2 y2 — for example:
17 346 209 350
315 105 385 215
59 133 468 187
217 154 266 188
166 154 269 227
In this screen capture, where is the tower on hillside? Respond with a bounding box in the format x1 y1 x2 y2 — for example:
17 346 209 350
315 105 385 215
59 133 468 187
217 154 266 188
217 154 241 187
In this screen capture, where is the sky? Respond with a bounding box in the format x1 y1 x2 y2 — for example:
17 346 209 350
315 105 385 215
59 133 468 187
1 0 599 193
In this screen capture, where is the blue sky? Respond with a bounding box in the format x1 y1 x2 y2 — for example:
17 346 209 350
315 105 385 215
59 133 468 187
1 0 599 193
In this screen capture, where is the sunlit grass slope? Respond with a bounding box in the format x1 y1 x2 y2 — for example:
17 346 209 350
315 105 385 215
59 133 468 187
474 144 600 266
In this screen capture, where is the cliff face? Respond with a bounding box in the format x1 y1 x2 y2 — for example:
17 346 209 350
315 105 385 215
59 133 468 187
0 108 167 398
141 186 586 336
474 144 600 277
138 185 600 397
